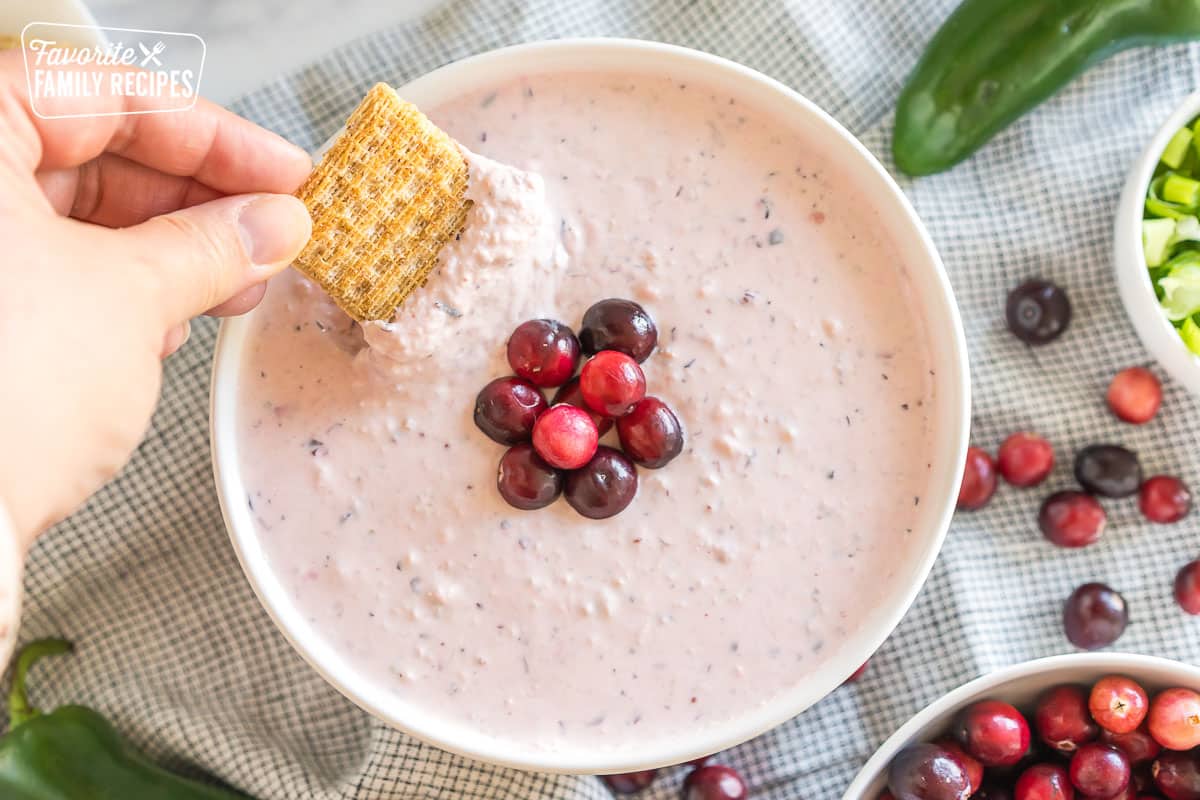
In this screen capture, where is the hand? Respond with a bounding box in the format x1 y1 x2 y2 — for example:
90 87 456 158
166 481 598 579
0 51 313 546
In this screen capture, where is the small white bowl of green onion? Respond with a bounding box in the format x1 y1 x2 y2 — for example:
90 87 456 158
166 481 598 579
1116 92 1200 396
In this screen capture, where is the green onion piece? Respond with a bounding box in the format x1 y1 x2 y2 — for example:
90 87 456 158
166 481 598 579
1163 173 1200 206
1147 174 1193 220
1159 253 1200 320
1182 316 1200 356
1144 218 1177 267
1163 127 1194 169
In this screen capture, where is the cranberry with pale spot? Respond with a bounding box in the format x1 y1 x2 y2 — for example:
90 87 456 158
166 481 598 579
1090 676 1149 735
683 765 748 800
617 396 683 468
532 404 598 470
937 739 984 795
959 447 998 510
1139 476 1191 524
1153 750 1200 800
506 318 580 387
1035 684 1098 754
496 444 561 511
1107 367 1162 425
1175 560 1200 615
1015 763 1074 800
888 743 973 800
551 377 613 435
1039 491 1106 548
603 770 657 794
953 699 1031 767
1147 688 1200 751
473 376 547 445
580 350 646 417
998 433 1055 488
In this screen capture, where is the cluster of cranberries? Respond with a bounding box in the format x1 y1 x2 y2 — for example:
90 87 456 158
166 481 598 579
473 299 683 519
885 677 1200 800
604 756 748 799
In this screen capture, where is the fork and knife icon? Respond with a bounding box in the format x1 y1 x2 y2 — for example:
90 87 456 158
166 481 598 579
137 41 166 67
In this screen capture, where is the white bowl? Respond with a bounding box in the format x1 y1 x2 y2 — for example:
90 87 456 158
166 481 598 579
842 653 1200 800
210 38 971 774
1115 92 1200 396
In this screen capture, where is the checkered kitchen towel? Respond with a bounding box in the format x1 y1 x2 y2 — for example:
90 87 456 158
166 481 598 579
12 0 1200 797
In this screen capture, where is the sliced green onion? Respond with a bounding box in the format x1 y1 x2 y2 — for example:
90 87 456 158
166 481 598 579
1144 218 1177 267
1158 253 1200 320
1163 173 1200 206
1147 174 1194 219
1181 316 1200 356
1163 127 1194 169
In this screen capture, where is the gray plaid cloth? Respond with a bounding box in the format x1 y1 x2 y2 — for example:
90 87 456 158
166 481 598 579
12 0 1200 797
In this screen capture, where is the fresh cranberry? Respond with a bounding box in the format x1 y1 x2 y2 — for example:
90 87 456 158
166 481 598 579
1101 727 1161 765
1036 684 1100 754
1147 688 1200 751
1039 491 1106 548
579 298 658 363
473 376 548 445
532 405 599 470
551 377 613 435
686 756 712 768
937 739 984 794
616 397 684 468
959 446 998 510
496 444 562 510
1090 676 1150 735
1139 476 1192 524
683 765 748 800
564 446 638 519
506 319 580 387
844 660 870 685
1070 743 1131 798
1154 751 1200 800
998 433 1056 487
1007 280 1072 345
1015 763 1075 800
887 743 972 800
603 770 657 794
1107 367 1162 425
1063 584 1128 650
954 699 1032 767
1175 561 1200 615
580 351 646 417
1074 445 1143 499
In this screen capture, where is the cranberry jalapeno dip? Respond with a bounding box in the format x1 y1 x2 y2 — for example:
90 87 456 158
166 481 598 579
212 41 969 771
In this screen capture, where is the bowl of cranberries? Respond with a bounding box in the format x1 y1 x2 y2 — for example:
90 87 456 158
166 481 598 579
842 653 1200 800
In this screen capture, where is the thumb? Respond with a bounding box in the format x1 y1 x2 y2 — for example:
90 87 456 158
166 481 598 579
115 193 311 323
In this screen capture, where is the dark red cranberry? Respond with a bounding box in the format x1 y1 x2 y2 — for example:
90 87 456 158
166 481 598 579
564 446 638 519
1147 688 1200 751
1175 561 1200 615
1063 583 1128 650
506 319 580 387
1154 750 1200 800
1107 367 1162 425
976 784 1013 800
1100 727 1161 766
844 660 870 685
887 743 973 800
954 699 1032 767
936 739 984 795
959 447 998 510
1007 280 1071 345
616 397 684 468
1015 763 1075 800
1070 743 1131 798
551 377 613 435
1139 476 1192 524
1091 676 1150 735
579 299 658 363
1039 491 1106 548
683 765 748 800
998 432 1056 488
473 376 548 445
580 351 646 417
496 444 562 510
603 770 657 794
1133 762 1155 794
1036 684 1100 754
531 404 598 470
685 756 712 768
1074 445 1143 499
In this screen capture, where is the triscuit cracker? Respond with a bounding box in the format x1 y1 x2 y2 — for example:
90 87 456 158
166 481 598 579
293 83 472 322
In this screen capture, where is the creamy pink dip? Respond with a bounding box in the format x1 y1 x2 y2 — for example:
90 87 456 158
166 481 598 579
236 70 938 752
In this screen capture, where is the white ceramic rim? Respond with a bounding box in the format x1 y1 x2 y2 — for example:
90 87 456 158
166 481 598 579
842 652 1200 799
210 37 971 774
1114 91 1200 396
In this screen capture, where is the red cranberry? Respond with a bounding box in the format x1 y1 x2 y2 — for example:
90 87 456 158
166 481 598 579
959 447 998 510
844 660 870 685
1015 763 1075 800
1070 743 1131 798
683 765 748 800
686 756 712 768
954 699 1032 767
999 433 1056 487
1039 491 1106 548
616 397 684 468
887 743 973 800
1101 727 1161 765
1147 688 1200 751
1175 561 1200 615
603 770 657 794
1139 476 1192 524
1107 367 1162 425
1036 684 1100 754
1074 445 1143 499
473 376 548 445
1090 676 1150 735
551 377 613 435
579 298 658 363
564 446 638 519
580 351 646 417
1063 584 1128 650
496 444 562 510
936 739 984 795
1154 751 1200 800
532 405 599 470
506 319 580 387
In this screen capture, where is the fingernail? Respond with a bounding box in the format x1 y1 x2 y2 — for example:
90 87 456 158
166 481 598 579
237 194 312 270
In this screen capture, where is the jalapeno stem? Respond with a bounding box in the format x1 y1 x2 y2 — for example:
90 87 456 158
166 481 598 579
7 638 72 728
